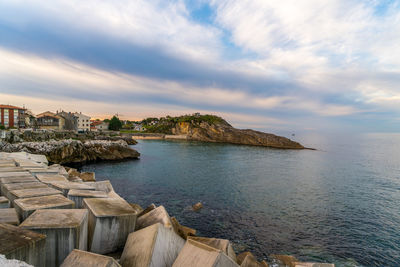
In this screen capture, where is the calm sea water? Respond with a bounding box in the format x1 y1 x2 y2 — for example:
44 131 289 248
81 133 400 267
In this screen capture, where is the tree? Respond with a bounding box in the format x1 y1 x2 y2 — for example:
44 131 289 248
108 116 122 131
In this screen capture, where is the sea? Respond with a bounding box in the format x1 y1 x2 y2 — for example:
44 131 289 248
81 133 400 267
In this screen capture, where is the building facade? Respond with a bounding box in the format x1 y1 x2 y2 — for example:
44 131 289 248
0 104 26 128
74 112 91 132
36 111 65 130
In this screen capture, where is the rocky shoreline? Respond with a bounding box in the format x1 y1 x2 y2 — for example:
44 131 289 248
0 151 334 267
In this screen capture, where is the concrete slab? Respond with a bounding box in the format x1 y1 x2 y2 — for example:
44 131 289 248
84 180 114 193
60 249 121 267
0 172 32 178
136 205 173 230
0 167 23 172
14 194 75 221
67 189 108 208
20 209 88 267
0 223 46 267
120 223 185 267
8 187 62 207
173 239 239 267
0 208 20 225
187 236 237 262
1 182 48 201
0 176 38 185
49 181 95 196
36 174 68 184
83 198 137 254
0 196 10 208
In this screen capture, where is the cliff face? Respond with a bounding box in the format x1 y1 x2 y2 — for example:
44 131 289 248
172 121 304 149
0 140 140 164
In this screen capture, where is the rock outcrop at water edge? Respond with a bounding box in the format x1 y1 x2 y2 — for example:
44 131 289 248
0 139 140 164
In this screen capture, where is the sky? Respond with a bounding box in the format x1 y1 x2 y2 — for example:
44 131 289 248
0 0 399 133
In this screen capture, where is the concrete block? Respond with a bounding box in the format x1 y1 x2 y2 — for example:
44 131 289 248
136 205 173 230
84 180 114 193
83 198 137 254
294 263 335 267
188 236 236 262
60 249 121 267
120 223 185 267
26 154 48 165
171 217 196 239
137 203 156 217
79 172 95 182
8 187 62 207
0 176 38 185
67 189 108 208
0 254 34 267
0 196 10 208
0 167 24 172
14 194 75 221
0 223 46 267
36 174 68 184
173 239 239 267
27 169 60 176
20 209 88 267
0 208 20 225
237 252 265 267
49 181 95 196
0 172 33 178
1 182 48 201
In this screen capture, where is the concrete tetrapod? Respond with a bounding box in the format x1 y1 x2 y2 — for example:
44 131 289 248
187 236 237 262
173 239 239 267
83 198 138 254
60 249 121 267
14 194 75 221
0 223 46 267
120 223 185 267
20 209 88 267
135 205 173 230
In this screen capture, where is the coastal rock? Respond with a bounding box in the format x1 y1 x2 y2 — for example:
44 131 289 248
192 202 203 211
79 172 95 182
0 139 140 164
173 121 304 149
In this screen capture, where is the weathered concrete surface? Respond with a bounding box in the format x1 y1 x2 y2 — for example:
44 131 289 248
8 187 62 207
270 255 298 267
49 181 95 196
0 167 24 172
0 254 34 267
0 209 20 225
84 180 114 193
237 252 267 267
79 172 95 182
187 236 236 262
14 194 75 221
137 203 157 217
120 223 185 267
1 182 48 201
20 209 88 267
36 174 68 184
173 239 239 267
27 168 60 176
0 172 33 178
0 176 38 185
136 205 173 230
294 263 334 267
0 223 46 267
83 198 137 254
0 196 10 208
171 217 196 240
60 249 121 267
67 189 108 208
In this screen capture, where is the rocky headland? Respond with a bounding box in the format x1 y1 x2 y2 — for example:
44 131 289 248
0 139 140 164
133 115 305 149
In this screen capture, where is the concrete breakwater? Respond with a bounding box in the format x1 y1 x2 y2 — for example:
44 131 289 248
0 152 334 267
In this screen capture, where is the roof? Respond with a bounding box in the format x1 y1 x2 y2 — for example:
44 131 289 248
0 104 26 110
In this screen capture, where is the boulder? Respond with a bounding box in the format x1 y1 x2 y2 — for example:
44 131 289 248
192 202 203 211
120 223 185 267
79 172 95 182
68 168 81 178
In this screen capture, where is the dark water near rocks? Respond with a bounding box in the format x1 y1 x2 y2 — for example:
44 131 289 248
82 133 400 267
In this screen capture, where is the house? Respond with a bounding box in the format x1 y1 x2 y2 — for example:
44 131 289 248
56 111 78 131
90 121 109 131
36 111 65 130
133 124 144 131
74 112 91 132
0 104 26 128
24 110 37 128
